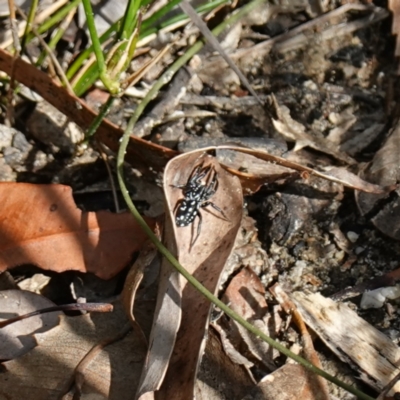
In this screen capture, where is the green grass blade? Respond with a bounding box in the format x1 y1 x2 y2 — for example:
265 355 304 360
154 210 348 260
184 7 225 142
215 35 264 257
20 0 39 52
119 0 141 40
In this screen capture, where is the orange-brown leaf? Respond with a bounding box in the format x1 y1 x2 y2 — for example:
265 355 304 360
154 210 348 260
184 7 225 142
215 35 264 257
0 183 154 279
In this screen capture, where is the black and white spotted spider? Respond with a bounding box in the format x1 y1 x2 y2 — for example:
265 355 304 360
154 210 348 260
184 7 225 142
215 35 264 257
172 163 228 248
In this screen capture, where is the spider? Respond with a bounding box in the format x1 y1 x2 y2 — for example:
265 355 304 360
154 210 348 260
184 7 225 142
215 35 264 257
172 163 228 248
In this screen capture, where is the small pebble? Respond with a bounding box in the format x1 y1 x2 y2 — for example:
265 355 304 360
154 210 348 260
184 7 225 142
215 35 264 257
347 231 359 243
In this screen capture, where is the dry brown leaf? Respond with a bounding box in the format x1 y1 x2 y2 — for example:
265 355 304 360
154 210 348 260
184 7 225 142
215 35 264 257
244 364 328 400
216 147 290 178
0 48 177 172
221 266 277 371
199 144 386 194
136 260 180 399
319 166 392 193
195 325 255 399
215 147 298 194
0 303 145 400
137 151 243 399
203 146 393 194
121 240 158 344
217 145 388 194
389 0 400 58
0 289 61 360
271 95 357 165
212 321 254 368
356 118 400 240
0 183 154 279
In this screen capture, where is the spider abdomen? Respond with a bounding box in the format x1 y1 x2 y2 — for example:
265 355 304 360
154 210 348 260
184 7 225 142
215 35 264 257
175 199 199 226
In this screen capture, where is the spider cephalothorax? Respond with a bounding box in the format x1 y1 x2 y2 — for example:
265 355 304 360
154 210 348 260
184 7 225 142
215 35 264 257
172 163 227 248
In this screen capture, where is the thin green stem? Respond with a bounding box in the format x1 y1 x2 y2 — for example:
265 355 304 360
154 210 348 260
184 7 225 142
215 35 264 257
20 0 38 52
81 0 119 93
140 0 183 31
67 0 227 91
71 61 99 97
119 0 141 40
66 21 118 80
141 0 227 32
24 0 81 45
81 0 106 77
115 1 374 399
85 96 115 140
78 1 141 95
36 7 78 67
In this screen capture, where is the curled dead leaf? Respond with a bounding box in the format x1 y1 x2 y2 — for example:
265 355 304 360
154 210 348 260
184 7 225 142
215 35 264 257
137 150 243 399
186 145 387 195
0 289 61 360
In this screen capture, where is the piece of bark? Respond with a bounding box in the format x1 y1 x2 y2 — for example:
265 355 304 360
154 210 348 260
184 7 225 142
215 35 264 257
292 291 400 396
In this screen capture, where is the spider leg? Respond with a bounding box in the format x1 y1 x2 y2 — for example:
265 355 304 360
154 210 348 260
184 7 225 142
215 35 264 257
190 210 203 250
210 167 218 188
211 172 218 192
203 167 218 196
202 201 228 220
189 164 208 185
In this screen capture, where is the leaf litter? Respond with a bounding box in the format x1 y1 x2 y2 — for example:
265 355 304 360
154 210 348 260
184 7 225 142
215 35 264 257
0 289 61 360
1 1 400 400
0 303 145 400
